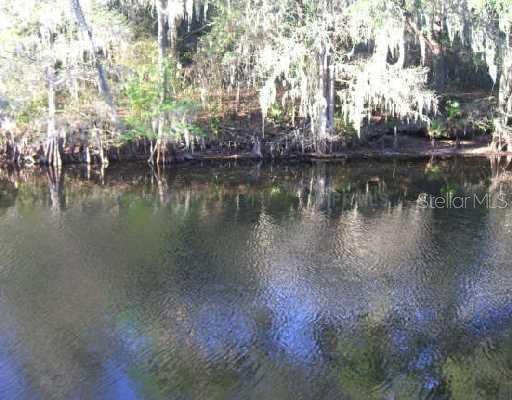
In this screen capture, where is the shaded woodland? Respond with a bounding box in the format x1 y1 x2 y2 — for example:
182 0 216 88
0 0 511 166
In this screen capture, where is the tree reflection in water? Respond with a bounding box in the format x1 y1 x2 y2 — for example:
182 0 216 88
0 158 512 399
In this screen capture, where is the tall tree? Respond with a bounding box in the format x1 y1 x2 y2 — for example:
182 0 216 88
0 0 131 165
69 0 119 129
196 0 437 148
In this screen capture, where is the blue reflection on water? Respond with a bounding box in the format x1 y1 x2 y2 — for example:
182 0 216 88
99 359 141 400
470 302 512 335
194 300 255 357
115 321 152 362
0 334 36 400
266 284 320 363
0 349 33 400
459 266 512 336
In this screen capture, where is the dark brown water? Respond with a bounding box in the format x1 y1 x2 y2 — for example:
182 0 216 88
1 159 512 399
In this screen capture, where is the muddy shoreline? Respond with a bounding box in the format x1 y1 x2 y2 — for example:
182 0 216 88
1 136 506 169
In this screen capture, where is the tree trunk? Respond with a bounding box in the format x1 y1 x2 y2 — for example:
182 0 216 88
432 52 448 91
150 0 170 166
498 50 512 127
83 144 91 164
5 131 21 165
251 137 262 159
166 0 179 56
430 9 447 91
326 55 335 133
494 31 512 150
46 64 61 168
403 8 445 90
157 0 168 105
315 47 328 153
98 133 109 166
69 0 119 130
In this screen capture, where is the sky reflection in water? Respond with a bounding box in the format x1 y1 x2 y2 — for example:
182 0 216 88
0 159 512 399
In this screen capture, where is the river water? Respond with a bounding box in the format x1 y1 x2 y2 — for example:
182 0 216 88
1 158 512 399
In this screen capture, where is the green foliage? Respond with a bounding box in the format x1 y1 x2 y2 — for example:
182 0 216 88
425 164 442 179
208 115 222 137
270 185 283 196
441 182 458 200
446 100 462 120
429 98 465 139
471 117 495 135
264 103 295 126
121 117 157 142
15 97 46 125
172 120 206 139
335 116 358 138
267 104 282 122
124 71 159 122
122 62 202 141
429 120 446 138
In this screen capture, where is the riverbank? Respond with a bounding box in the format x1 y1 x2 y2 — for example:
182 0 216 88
149 136 500 165
0 135 501 168
310 136 496 159
195 136 494 161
